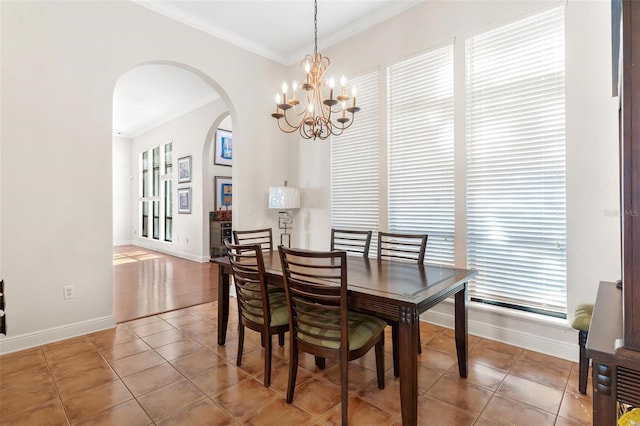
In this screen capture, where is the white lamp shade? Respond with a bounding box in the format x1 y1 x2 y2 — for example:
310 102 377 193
269 186 300 209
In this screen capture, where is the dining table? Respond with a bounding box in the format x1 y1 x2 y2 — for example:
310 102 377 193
211 251 477 426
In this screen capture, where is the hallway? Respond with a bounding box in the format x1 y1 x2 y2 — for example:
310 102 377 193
113 246 218 323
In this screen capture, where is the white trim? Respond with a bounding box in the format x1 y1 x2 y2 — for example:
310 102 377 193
133 0 422 66
133 240 210 263
0 315 116 355
113 240 133 246
421 298 579 362
132 0 287 64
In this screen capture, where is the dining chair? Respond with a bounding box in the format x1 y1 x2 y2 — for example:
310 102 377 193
225 241 288 387
330 229 372 257
377 231 428 264
279 246 386 425
377 231 428 377
233 228 273 252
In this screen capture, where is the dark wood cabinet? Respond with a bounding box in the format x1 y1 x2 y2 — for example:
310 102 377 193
621 0 640 352
586 1 640 423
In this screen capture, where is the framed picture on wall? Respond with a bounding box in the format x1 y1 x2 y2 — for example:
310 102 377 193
214 129 232 166
214 176 232 210
178 187 191 214
177 155 192 183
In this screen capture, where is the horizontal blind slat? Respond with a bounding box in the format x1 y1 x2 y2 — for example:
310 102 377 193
466 6 567 317
331 71 380 250
388 45 455 265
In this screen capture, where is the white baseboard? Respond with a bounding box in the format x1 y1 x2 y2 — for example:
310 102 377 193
420 299 579 363
0 315 116 355
132 240 209 263
113 240 133 246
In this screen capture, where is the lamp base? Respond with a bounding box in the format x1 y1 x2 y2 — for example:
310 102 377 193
277 211 294 248
280 232 291 248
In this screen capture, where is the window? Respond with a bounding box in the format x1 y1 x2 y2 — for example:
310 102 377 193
331 71 380 250
139 142 173 243
141 151 149 238
387 45 455 265
152 147 160 240
465 7 566 317
164 143 173 242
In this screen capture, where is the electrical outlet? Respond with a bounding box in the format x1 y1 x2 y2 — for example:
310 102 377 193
63 285 75 300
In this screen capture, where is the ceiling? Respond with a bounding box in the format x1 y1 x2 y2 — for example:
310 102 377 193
114 0 423 138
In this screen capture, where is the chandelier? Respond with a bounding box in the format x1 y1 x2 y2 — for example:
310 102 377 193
271 0 360 140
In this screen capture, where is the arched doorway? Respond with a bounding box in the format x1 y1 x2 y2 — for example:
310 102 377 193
112 62 234 322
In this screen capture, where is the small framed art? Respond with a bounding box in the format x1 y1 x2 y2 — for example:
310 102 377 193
178 187 191 214
214 129 232 166
214 176 232 210
177 155 192 183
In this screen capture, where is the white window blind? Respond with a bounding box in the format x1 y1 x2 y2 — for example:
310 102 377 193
465 7 566 317
331 71 380 248
387 45 455 265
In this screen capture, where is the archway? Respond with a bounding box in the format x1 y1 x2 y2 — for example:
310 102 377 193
112 62 235 322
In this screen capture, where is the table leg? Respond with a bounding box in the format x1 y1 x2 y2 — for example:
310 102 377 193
454 284 468 377
398 306 418 426
217 265 230 345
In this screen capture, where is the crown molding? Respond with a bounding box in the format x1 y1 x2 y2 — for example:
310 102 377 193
283 1 422 65
133 1 422 66
132 0 289 65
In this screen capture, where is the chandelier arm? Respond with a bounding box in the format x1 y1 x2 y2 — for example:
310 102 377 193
282 111 302 131
277 119 302 134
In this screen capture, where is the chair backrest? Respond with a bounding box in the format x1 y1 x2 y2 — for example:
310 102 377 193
330 229 372 257
279 246 347 351
225 241 271 326
377 232 428 265
233 228 273 252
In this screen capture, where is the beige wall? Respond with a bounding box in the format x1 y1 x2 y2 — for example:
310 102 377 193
0 0 621 360
0 0 291 352
293 0 620 360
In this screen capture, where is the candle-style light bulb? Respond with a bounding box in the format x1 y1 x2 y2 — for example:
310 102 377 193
329 78 335 89
292 81 298 91
352 87 357 107
304 61 311 74
340 76 347 96
275 94 281 104
282 81 288 103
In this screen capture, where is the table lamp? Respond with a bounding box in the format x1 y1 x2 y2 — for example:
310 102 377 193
268 181 300 247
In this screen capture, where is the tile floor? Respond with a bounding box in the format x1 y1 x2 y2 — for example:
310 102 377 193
0 300 593 425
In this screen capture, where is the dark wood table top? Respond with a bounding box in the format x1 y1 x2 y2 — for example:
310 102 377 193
212 251 476 311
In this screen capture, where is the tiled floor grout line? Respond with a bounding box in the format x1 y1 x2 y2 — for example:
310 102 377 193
1 297 591 425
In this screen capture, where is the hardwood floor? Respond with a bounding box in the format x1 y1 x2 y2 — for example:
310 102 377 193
113 245 218 323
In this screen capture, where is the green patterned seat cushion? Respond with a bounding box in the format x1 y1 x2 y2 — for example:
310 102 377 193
296 309 386 350
239 282 283 300
241 292 289 326
571 304 594 332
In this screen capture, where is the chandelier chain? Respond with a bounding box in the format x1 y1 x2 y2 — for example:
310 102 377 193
314 0 318 56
